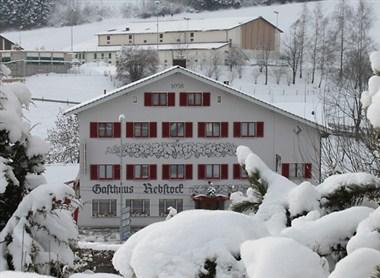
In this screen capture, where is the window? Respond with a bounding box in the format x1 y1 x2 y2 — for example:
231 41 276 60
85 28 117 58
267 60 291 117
159 199 183 216
126 122 156 138
134 122 149 137
159 33 163 38
144 40 147 43
190 32 194 37
190 38 194 42
198 164 228 180
233 122 264 137
198 122 228 138
92 199 117 217
126 164 157 180
162 122 192 138
94 53 97 59
233 164 248 179
90 164 120 180
98 122 113 137
108 53 112 59
205 122 220 137
145 92 175 107
162 164 192 180
101 53 104 59
129 35 133 40
170 164 184 179
126 199 150 216
282 163 312 179
180 92 210 106
170 122 185 137
106 35 110 40
241 122 257 137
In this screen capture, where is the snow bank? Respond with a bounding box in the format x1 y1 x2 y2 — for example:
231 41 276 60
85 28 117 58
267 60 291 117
281 207 373 256
329 248 380 278
347 207 380 254
0 271 54 278
113 210 268 278
241 237 329 278
78 241 121 252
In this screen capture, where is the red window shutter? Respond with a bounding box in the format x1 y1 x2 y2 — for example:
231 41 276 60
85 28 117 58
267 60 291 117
162 165 169 179
185 165 193 180
144 92 152 106
90 122 98 138
185 122 193 138
233 164 241 179
256 122 264 137
113 122 121 138
233 122 241 137
90 165 98 180
113 165 120 180
180 93 187 106
150 165 157 180
168 92 175 106
126 165 134 180
304 163 312 179
198 164 205 179
221 164 228 179
221 122 228 137
162 122 170 138
198 122 205 138
150 122 157 138
282 163 289 178
203 92 210 106
126 122 134 138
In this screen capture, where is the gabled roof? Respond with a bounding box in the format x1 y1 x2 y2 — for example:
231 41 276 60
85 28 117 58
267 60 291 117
97 16 283 35
64 66 327 133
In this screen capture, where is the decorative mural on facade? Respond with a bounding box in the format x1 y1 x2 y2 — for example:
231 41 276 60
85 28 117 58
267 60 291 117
105 142 238 159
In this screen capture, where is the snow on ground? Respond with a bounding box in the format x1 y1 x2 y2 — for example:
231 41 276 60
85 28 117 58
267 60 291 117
3 0 380 49
44 163 79 184
78 241 121 252
0 272 122 278
25 68 115 139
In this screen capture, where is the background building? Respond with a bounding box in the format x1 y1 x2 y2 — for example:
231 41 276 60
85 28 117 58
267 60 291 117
0 35 19 50
65 66 324 232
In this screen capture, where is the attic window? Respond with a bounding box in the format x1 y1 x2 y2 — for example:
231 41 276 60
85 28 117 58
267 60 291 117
107 35 110 40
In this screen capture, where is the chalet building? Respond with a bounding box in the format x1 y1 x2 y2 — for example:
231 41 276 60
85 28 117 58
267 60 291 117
0 35 20 50
65 66 326 233
74 16 282 67
0 50 73 76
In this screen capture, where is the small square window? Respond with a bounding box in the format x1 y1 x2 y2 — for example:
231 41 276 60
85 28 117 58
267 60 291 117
107 35 110 40
144 40 147 43
217 96 222 103
129 35 133 39
133 96 137 103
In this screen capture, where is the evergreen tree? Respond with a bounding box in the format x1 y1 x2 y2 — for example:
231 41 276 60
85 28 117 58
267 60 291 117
0 82 47 231
47 109 79 164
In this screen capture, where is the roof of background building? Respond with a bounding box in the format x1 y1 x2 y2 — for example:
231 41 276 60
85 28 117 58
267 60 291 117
97 16 282 35
64 66 327 133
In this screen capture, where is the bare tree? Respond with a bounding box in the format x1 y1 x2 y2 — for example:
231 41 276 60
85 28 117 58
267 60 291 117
252 66 262 85
283 20 302 85
116 46 159 85
271 66 286 85
205 52 222 80
298 2 309 79
225 47 246 79
309 2 323 84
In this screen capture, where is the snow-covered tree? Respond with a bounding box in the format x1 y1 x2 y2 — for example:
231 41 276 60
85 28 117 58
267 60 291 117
0 182 79 275
47 109 79 164
0 82 48 231
116 47 159 85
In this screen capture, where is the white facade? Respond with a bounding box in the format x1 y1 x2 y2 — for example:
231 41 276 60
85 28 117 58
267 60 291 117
66 67 324 232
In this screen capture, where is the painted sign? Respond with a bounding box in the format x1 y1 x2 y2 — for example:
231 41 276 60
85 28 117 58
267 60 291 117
92 183 184 195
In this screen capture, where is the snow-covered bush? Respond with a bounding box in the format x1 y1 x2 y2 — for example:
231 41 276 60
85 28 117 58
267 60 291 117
0 183 79 275
113 210 268 277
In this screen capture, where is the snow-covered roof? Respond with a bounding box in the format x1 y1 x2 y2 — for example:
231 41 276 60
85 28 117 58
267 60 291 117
64 66 328 132
97 16 282 35
71 41 229 52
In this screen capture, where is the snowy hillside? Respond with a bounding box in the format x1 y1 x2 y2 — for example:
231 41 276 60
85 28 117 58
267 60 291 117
4 0 380 50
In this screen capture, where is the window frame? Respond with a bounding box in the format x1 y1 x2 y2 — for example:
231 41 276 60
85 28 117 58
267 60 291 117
169 164 185 179
205 122 221 137
159 199 183 217
151 92 168 106
169 122 185 137
186 93 203 106
240 122 257 137
98 122 113 138
133 122 150 137
126 199 150 217
133 164 150 179
205 164 221 179
92 199 117 218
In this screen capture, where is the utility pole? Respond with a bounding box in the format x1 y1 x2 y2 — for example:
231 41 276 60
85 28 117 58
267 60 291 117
119 114 125 243
155 0 160 51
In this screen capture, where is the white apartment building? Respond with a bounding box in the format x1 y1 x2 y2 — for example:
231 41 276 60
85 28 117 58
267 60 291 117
74 16 282 67
65 66 325 233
